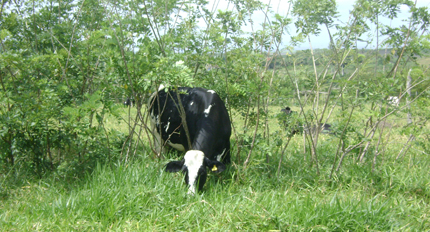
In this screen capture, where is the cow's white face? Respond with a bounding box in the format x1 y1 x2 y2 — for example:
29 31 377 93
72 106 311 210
165 150 227 194
184 150 205 194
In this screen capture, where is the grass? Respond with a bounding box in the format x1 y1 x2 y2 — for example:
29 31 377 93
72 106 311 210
1 104 429 231
417 57 430 66
1 155 429 231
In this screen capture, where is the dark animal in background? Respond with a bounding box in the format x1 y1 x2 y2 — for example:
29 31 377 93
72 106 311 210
281 106 294 115
148 86 231 194
280 107 300 135
305 123 332 135
280 107 332 135
340 62 348 76
124 98 135 107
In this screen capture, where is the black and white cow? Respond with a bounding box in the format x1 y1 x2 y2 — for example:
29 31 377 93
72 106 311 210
124 97 135 107
281 106 294 115
281 107 332 135
148 86 231 194
387 96 399 107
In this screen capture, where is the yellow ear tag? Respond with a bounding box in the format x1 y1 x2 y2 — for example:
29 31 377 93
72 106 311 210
212 165 218 172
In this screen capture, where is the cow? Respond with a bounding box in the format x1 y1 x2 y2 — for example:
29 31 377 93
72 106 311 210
280 107 300 135
148 86 231 194
304 123 332 135
387 96 399 107
124 97 135 107
281 106 294 115
280 107 332 135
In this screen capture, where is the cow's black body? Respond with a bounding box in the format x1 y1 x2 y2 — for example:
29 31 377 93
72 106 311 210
124 98 135 107
149 87 231 163
148 86 231 194
281 107 332 135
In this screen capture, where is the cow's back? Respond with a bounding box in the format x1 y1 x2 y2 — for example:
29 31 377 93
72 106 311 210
149 87 231 163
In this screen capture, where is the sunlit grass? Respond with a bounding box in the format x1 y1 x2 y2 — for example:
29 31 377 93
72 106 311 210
417 57 430 66
1 103 429 231
1 151 429 231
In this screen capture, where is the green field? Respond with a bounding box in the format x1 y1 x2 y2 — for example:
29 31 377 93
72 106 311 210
418 57 430 66
1 0 429 230
1 105 429 231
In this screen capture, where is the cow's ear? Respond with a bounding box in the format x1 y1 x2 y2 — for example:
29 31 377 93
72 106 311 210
165 160 185 173
205 158 226 173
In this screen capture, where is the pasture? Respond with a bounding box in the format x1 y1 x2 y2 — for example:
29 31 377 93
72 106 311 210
1 104 429 231
1 0 429 230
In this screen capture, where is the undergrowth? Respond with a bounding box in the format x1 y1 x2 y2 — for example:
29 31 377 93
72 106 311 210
1 146 429 231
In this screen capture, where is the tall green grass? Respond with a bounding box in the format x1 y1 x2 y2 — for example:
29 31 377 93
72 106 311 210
1 146 429 231
1 104 429 231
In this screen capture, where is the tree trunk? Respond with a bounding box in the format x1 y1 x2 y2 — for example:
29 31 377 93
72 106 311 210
406 68 412 124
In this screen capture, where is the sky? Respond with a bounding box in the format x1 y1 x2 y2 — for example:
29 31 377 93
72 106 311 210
203 0 430 50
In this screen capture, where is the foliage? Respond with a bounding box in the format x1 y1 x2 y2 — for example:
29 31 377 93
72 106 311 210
0 0 429 229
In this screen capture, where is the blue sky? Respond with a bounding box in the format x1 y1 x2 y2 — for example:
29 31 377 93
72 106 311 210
204 0 430 50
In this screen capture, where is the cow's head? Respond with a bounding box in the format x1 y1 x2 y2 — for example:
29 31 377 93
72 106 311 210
165 150 226 194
